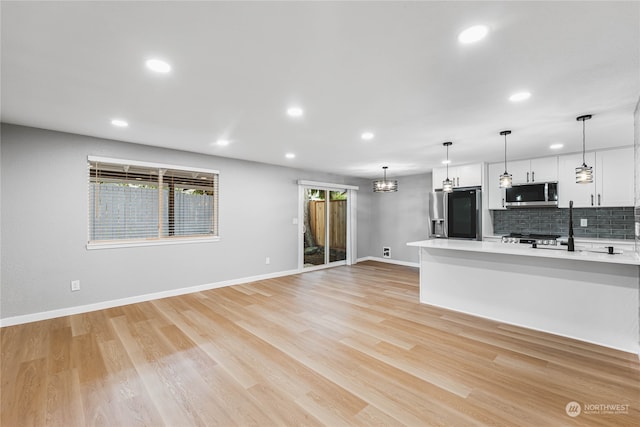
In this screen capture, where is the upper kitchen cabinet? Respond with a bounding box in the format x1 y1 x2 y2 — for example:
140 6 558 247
595 148 634 206
432 163 482 191
558 152 595 207
457 164 483 187
486 162 506 210
558 147 634 208
509 157 558 184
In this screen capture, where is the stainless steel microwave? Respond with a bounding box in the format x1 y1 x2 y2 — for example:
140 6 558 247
505 182 558 208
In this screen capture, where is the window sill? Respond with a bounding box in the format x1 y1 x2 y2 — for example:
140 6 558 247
86 236 220 250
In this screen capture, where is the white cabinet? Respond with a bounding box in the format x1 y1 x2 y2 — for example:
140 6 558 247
457 164 483 187
558 152 597 207
432 163 482 191
530 157 559 182
486 162 506 210
558 147 633 208
507 160 531 184
509 157 558 184
596 148 634 207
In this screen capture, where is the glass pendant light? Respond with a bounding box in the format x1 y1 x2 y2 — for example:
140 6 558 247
575 114 593 184
373 166 398 192
442 142 454 192
499 130 512 188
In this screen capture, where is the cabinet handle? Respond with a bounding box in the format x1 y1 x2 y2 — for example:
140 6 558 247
526 172 529 183
531 171 535 182
502 198 505 208
456 177 460 187
598 194 601 206
590 194 594 206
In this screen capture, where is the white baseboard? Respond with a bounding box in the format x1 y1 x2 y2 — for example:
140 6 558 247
0 268 301 328
1 259 419 327
356 256 419 268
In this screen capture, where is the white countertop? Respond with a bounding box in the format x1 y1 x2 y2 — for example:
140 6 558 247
407 239 640 266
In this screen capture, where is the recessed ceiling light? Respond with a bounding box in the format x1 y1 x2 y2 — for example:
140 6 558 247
549 143 564 150
145 59 171 73
361 132 375 141
441 160 451 165
458 25 489 44
111 119 128 127
285 153 296 159
509 91 532 102
216 139 230 146
286 107 304 118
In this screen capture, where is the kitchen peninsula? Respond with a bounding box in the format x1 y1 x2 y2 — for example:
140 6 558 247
407 239 640 354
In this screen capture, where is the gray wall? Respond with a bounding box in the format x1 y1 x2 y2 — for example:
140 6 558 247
633 97 639 347
635 97 639 255
366 173 431 264
356 179 374 260
0 124 373 319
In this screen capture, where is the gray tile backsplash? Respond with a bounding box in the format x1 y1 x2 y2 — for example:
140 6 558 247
492 207 635 239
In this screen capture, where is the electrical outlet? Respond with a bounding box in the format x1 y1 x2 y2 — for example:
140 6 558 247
265 257 270 265
580 218 588 227
70 280 80 292
383 247 391 258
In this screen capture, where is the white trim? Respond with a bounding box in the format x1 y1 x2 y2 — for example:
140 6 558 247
0 259 416 327
298 182 356 270
88 156 219 247
297 185 305 269
87 236 220 250
88 155 220 175
0 268 299 327
348 190 357 265
297 180 359 190
325 194 331 264
356 256 420 268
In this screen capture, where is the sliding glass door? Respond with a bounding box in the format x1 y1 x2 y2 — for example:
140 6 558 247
302 187 348 268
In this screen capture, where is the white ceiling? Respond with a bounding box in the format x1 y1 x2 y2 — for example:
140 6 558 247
1 1 638 179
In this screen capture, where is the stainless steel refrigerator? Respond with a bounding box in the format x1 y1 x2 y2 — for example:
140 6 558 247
429 188 482 240
429 191 447 238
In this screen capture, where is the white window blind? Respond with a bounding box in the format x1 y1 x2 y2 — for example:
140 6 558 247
88 158 219 244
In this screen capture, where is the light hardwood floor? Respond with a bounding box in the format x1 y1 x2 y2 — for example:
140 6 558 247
2 261 639 426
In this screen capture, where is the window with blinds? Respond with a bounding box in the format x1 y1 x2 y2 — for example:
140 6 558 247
88 157 219 245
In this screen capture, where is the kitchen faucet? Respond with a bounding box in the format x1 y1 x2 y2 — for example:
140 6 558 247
568 200 575 252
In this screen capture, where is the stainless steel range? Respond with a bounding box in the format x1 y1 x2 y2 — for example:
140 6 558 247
501 233 560 246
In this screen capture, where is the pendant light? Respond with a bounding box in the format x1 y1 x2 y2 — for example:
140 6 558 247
442 142 454 192
373 166 398 192
499 130 512 188
575 114 593 184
